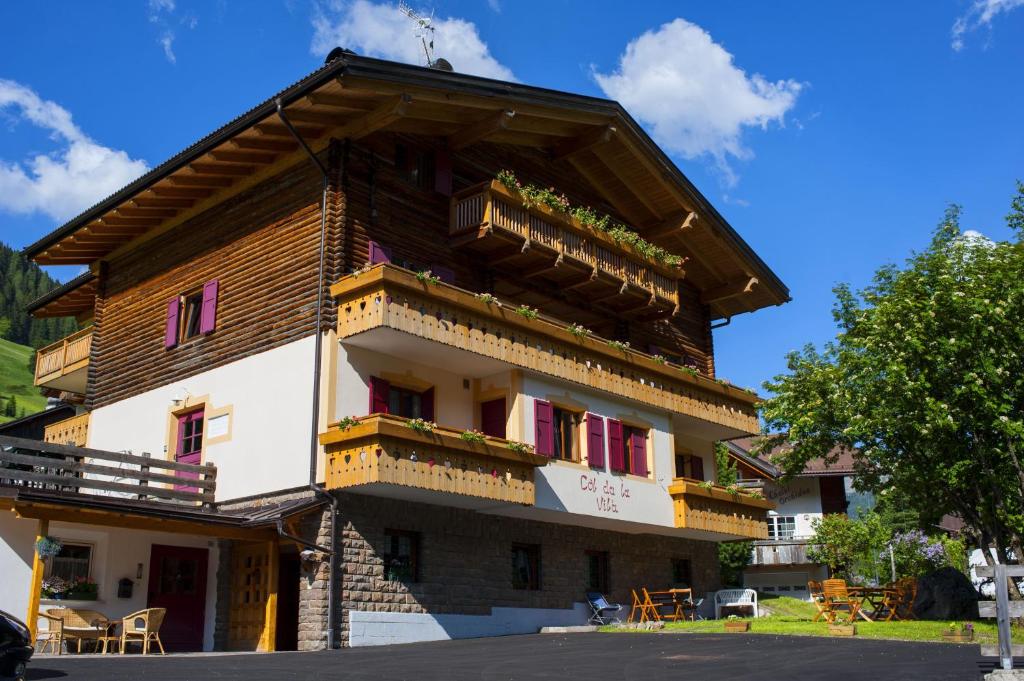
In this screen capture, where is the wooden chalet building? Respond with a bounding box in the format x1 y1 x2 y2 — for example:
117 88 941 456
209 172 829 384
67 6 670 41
1 50 789 650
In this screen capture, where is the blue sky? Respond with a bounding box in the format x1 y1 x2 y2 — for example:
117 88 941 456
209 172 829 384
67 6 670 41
1 1 1022 393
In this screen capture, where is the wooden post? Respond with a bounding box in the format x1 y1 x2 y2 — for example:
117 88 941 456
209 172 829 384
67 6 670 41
258 539 279 652
996 563 1012 671
26 519 49 643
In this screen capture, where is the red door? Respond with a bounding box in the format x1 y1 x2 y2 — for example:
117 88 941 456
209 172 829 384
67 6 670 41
174 410 204 491
480 398 506 439
147 544 209 651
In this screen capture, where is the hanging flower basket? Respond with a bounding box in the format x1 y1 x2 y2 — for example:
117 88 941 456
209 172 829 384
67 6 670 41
35 536 63 559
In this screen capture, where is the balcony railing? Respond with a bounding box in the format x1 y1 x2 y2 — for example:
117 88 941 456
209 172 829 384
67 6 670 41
750 540 812 566
43 413 90 447
451 181 681 318
318 414 548 505
0 435 217 506
330 264 760 434
34 327 92 394
669 479 774 540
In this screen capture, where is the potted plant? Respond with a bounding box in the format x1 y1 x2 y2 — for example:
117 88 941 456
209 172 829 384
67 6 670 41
828 617 857 636
65 576 99 601
35 536 63 560
41 576 68 600
942 622 974 643
724 615 750 632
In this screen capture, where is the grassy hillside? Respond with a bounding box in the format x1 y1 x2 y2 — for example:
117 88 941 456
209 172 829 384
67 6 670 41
0 338 47 423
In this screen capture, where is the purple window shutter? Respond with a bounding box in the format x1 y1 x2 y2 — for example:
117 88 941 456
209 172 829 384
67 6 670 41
199 279 219 334
690 455 705 481
368 240 392 265
631 430 648 477
164 297 180 349
534 399 554 457
480 398 506 439
607 419 625 472
434 149 453 196
420 387 435 422
586 414 605 469
369 376 390 415
430 265 455 285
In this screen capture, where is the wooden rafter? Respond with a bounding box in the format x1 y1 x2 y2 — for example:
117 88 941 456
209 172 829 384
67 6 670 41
305 91 382 112
209 149 278 164
148 186 215 198
167 175 234 188
592 144 663 220
113 207 178 218
647 211 698 240
447 110 515 150
700 276 759 305
253 121 324 139
230 137 298 152
552 124 616 160
332 94 412 140
568 156 652 228
132 198 196 208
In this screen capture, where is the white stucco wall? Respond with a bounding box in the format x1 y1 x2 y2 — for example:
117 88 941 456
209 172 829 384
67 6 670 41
763 478 823 538
0 514 218 650
88 336 316 501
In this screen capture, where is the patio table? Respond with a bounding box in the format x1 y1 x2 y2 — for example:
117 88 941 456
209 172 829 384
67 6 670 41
847 586 899 622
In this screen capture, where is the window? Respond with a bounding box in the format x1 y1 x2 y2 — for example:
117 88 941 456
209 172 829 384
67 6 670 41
674 453 705 481
177 410 204 461
768 516 796 541
613 424 648 477
671 558 692 587
586 550 610 593
388 385 424 420
394 143 436 192
383 529 419 582
164 280 218 349
370 377 434 421
46 542 92 582
511 543 541 590
181 290 204 340
552 407 581 462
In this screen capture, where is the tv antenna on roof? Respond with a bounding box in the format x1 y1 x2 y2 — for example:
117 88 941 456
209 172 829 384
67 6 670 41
398 1 439 68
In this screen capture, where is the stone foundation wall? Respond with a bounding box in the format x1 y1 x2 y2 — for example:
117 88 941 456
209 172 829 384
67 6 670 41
335 492 720 645
297 507 336 651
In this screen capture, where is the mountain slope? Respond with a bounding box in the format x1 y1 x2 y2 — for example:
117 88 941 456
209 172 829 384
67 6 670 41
0 338 47 422
0 242 78 348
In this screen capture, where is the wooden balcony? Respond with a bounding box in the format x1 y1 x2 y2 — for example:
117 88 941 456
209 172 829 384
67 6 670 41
43 413 90 447
750 540 812 566
34 327 92 394
669 479 774 540
318 414 548 506
330 264 760 435
451 181 682 319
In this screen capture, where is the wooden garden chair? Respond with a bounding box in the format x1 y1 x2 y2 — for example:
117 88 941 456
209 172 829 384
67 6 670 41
120 608 166 655
643 588 683 622
807 581 828 622
894 578 917 620
822 579 861 624
629 589 651 623
35 612 64 654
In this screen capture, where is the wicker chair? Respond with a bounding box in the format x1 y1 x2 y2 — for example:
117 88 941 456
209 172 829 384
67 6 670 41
45 608 109 653
120 608 166 655
35 612 65 654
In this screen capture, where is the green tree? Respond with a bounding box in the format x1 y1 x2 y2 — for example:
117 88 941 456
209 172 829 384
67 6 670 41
719 541 752 588
759 185 1024 585
714 442 738 486
5 394 16 418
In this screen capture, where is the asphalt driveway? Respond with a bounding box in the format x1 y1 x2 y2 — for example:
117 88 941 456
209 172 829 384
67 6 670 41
23 632 992 681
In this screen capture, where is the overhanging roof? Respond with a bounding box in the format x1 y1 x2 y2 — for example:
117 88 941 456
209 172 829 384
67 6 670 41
26 271 96 318
24 52 789 320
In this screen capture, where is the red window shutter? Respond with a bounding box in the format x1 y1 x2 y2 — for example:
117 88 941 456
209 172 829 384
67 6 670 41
480 398 506 439
534 399 554 457
434 149 453 196
690 455 705 481
164 296 180 349
369 376 390 415
420 387 435 422
199 279 219 334
368 240 392 265
607 419 625 472
586 414 605 469
631 430 648 477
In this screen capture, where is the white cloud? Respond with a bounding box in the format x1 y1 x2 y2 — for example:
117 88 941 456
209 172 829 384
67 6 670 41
0 79 148 223
160 31 177 64
310 0 515 81
147 0 197 64
952 0 1024 50
487 0 501 13
593 18 803 186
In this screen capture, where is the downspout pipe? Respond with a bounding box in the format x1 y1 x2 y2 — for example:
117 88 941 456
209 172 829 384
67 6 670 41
276 98 338 650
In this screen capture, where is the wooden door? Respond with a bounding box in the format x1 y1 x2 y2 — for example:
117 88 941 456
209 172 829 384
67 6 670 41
147 544 209 651
480 398 506 438
174 409 203 490
228 541 279 651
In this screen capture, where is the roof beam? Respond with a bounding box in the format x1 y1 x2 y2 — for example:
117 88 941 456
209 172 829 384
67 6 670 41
208 149 278 164
305 91 381 112
700 276 759 305
99 217 163 228
333 94 412 140
592 145 663 221
568 157 652 228
253 121 324 139
148 186 215 199
167 175 234 188
113 207 178 218
230 137 299 153
647 211 698 240
132 198 196 209
189 162 256 176
552 124 616 160
447 110 515 150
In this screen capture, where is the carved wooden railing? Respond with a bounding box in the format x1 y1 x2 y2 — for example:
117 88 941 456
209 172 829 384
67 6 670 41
319 414 547 506
0 435 216 506
34 327 93 386
669 479 774 540
43 413 90 447
331 264 760 434
451 181 681 306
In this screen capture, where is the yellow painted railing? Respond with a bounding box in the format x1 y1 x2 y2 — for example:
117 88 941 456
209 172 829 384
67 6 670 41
451 181 681 305
330 265 760 434
34 327 92 387
669 479 774 540
318 414 547 505
42 412 90 447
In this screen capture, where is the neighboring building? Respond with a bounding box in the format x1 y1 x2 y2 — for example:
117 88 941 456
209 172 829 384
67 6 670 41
0 402 77 441
1 51 790 650
725 439 873 599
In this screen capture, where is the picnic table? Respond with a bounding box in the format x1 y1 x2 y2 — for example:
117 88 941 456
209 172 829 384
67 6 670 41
629 588 696 623
847 585 901 622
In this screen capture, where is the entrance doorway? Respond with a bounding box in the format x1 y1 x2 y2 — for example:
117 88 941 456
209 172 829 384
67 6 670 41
147 544 209 651
275 551 301 651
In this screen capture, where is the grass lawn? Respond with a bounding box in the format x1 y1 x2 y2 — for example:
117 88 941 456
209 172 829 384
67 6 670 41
602 596 1024 646
0 338 47 422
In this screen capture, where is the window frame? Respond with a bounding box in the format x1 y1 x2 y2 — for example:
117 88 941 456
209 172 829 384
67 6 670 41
388 384 424 420
767 515 797 541
44 541 94 583
620 424 649 477
382 528 420 583
551 406 582 463
671 557 692 587
511 543 541 591
179 288 205 343
585 550 610 594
